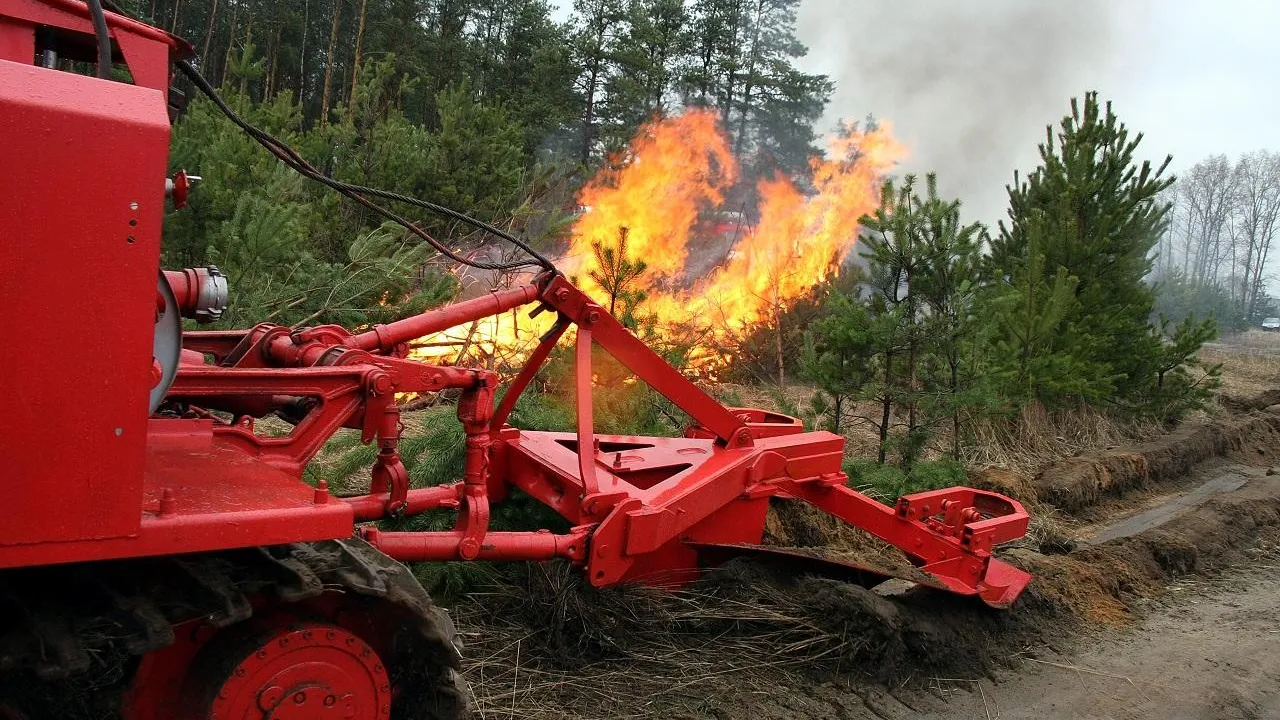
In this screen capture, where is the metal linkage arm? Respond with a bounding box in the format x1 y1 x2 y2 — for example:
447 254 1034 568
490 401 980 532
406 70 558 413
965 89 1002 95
537 274 749 447
769 476 1032 608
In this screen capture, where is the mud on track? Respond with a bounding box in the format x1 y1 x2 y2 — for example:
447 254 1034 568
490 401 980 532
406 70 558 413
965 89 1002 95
451 397 1280 720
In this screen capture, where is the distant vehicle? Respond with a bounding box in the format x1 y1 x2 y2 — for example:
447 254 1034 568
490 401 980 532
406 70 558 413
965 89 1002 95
1262 317 1280 331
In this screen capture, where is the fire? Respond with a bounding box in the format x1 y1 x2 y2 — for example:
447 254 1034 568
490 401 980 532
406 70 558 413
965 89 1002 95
683 124 907 333
566 109 736 285
409 111 905 374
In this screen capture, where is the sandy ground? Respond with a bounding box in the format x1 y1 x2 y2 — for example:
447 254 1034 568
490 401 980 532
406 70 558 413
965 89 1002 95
905 464 1280 720
702 462 1280 720
911 555 1280 720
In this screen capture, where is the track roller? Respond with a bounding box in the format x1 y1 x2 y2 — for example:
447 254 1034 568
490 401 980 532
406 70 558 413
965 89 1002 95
183 622 392 719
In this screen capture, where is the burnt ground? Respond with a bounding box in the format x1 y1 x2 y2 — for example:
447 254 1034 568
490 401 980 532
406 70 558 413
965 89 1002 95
444 338 1280 719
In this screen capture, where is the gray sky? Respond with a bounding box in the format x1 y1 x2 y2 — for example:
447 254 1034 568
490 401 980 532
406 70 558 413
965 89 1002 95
552 1 1280 227
795 0 1280 227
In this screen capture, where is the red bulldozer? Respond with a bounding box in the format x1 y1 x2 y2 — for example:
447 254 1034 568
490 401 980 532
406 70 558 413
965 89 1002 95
0 1 1032 718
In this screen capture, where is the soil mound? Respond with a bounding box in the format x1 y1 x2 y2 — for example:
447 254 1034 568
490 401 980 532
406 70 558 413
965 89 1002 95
1034 412 1280 511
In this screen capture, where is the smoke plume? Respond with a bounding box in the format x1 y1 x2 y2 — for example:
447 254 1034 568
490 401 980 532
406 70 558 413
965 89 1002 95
796 0 1143 227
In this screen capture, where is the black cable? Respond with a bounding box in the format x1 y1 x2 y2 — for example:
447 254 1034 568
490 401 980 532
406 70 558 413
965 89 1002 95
173 59 555 273
86 0 112 79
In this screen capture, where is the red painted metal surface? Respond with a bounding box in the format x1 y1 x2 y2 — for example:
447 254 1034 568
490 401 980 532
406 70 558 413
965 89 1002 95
1 0 1033 670
123 596 397 720
0 56 169 547
200 623 391 720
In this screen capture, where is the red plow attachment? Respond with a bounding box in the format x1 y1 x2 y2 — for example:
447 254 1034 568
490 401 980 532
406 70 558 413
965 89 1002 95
256 271 1034 608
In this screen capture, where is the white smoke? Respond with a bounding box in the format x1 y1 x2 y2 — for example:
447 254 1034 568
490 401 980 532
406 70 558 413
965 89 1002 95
796 0 1149 228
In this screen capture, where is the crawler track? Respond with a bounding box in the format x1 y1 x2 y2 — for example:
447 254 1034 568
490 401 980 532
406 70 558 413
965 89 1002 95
0 539 467 719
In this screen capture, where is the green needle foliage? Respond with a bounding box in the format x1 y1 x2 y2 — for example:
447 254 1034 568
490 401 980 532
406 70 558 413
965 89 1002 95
803 93 1219 483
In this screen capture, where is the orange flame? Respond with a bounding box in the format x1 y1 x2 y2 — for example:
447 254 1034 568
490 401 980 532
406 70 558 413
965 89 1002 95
682 123 907 333
565 109 736 285
410 111 905 373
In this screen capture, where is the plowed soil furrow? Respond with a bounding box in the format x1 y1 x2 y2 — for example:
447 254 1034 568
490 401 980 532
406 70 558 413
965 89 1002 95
455 386 1280 720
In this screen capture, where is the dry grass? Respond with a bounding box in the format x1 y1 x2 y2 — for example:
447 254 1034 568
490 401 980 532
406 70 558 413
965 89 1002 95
452 562 885 720
1202 329 1280 402
964 404 1166 481
1208 329 1280 352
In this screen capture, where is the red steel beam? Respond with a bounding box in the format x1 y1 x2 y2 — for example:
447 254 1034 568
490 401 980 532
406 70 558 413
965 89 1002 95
347 284 542 353
360 527 589 563
537 275 748 447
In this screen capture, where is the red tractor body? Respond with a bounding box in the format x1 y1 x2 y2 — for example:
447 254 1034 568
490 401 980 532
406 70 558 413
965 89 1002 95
0 0 350 568
0 3 1033 718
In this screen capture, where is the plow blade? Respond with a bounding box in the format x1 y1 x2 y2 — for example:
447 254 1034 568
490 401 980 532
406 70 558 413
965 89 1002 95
690 541 1032 610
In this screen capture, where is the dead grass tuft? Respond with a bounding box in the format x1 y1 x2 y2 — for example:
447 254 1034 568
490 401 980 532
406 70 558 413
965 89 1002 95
452 561 914 719
964 403 1165 481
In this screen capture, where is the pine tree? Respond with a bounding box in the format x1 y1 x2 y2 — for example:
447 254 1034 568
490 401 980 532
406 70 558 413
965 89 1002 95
989 92 1213 417
680 0 830 176
600 0 691 149
910 174 987 459
800 276 877 434
861 177 930 468
571 0 627 164
981 215 1099 406
588 227 650 328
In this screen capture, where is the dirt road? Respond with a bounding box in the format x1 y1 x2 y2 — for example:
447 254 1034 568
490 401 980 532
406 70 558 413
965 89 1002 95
911 556 1280 720
900 464 1280 720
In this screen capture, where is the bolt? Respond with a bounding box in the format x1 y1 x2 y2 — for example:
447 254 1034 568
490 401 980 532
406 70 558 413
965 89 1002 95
369 372 392 396
325 695 337 707
159 488 176 516
459 538 480 560
314 479 331 505
294 691 306 704
586 309 601 324
554 288 570 302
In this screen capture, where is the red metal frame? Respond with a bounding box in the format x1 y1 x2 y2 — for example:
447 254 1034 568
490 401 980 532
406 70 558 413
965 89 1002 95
0 0 1032 611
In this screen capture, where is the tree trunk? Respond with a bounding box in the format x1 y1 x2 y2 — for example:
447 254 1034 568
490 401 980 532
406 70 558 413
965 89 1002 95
237 10 255 96
347 0 369 120
199 0 220 69
878 348 893 465
733 0 764 156
220 1 238 87
169 0 181 33
950 348 960 460
320 0 343 126
265 2 284 98
581 61 601 165
298 0 310 105
775 309 785 386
